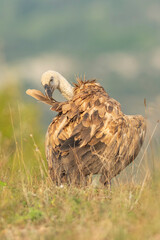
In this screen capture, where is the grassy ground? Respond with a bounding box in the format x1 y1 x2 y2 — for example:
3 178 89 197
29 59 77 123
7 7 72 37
0 85 160 240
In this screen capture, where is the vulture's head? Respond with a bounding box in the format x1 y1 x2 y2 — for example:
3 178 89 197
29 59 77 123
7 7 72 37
41 70 60 99
41 70 74 100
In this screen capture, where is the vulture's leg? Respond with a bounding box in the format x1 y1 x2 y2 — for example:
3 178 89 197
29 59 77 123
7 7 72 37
100 170 112 189
91 174 101 187
91 174 111 189
104 180 111 190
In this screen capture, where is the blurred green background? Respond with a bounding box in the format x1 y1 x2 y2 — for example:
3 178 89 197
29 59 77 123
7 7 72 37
0 0 160 135
0 3 160 238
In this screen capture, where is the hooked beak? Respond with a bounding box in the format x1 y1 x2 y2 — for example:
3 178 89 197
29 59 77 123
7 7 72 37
44 84 53 99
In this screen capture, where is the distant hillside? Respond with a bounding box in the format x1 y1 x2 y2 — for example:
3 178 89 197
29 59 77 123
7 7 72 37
1 0 160 62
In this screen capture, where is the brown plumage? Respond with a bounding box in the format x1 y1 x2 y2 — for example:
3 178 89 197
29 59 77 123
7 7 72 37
27 74 146 186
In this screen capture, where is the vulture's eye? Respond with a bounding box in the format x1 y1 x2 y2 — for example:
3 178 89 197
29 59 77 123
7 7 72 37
50 76 54 83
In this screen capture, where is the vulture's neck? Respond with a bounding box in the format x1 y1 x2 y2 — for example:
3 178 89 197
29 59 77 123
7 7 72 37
57 75 74 100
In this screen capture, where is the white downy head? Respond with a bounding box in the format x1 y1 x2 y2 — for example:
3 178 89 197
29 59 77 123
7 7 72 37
41 70 74 100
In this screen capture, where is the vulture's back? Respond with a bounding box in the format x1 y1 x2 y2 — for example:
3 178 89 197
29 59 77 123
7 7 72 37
46 79 146 185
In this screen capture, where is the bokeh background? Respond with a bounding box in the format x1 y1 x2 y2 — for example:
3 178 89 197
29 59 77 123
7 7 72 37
1 3 160 238
0 0 160 136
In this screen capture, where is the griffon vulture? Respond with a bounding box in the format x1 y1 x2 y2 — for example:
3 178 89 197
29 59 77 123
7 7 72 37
26 70 146 186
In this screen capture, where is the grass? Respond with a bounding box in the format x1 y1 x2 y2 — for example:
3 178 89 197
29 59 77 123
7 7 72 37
0 85 160 240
